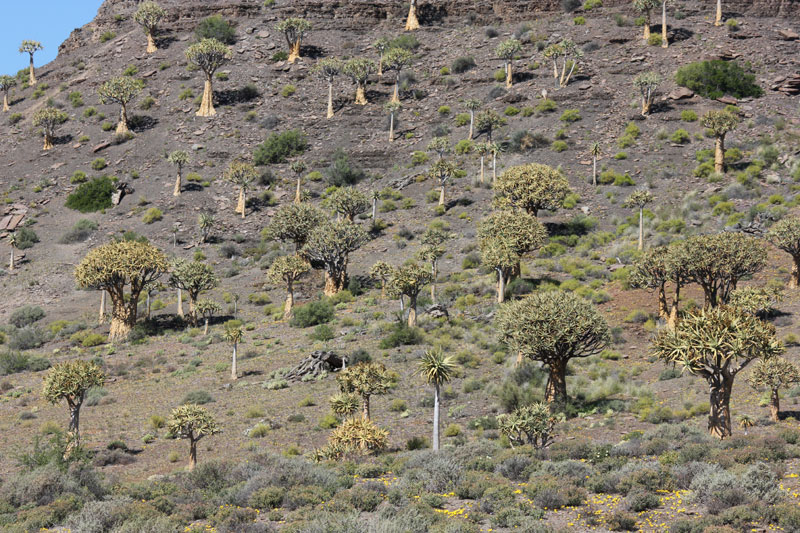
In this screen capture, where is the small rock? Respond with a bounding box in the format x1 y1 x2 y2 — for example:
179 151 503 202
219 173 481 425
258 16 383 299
92 141 111 153
667 87 694 100
717 95 738 105
191 144 204 151
777 29 799 40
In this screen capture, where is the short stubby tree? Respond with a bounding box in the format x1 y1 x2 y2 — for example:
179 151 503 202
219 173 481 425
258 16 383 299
168 404 220 470
185 38 232 117
75 241 168 341
652 306 782 438
494 163 572 216
302 220 369 296
496 291 610 408
42 360 105 451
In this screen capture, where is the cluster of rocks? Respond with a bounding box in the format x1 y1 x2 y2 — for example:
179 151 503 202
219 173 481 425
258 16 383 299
770 73 800 96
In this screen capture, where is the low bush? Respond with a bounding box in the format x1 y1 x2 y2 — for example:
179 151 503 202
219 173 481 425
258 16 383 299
253 130 308 165
14 227 39 250
379 323 423 348
675 60 763 99
181 390 214 405
290 300 335 328
195 15 236 44
66 176 115 213
0 351 50 375
9 305 45 328
451 56 476 73
59 219 98 244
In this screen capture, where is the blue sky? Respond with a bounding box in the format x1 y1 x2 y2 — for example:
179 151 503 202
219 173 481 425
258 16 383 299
0 1 104 75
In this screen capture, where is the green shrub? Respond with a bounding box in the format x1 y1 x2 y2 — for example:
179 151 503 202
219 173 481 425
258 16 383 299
181 390 214 405
438 105 451 115
648 33 663 46
535 99 557 113
59 219 98 244
142 208 163 224
583 0 602 9
675 60 763 99
670 129 691 144
195 15 237 44
454 139 474 155
389 34 420 50
560 109 581 123
249 487 285 509
249 423 271 438
68 91 84 108
551 140 568 152
504 106 520 116
411 151 429 166
326 148 366 186
253 130 308 165
309 324 335 341
290 300 335 328
281 85 296 97
91 158 107 171
574 16 586 25
9 306 46 328
681 110 698 122
0 351 50 375
271 51 288 62
99 31 116 43
13 227 39 250
379 323 423 348
451 56 476 73
454 113 471 127
65 176 115 212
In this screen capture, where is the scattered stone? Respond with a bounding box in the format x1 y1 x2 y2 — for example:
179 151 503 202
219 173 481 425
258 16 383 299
284 351 346 382
771 73 800 95
777 29 799 40
425 304 449 320
666 87 694 100
92 141 111 153
717 95 738 105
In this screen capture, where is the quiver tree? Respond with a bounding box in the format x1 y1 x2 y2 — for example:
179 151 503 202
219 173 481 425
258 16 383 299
223 160 258 218
496 291 610 408
302 220 369 296
406 0 420 31
196 298 221 335
768 217 800 288
427 136 451 161
385 101 401 142
631 244 687 327
388 262 432 327
494 163 572 216
652 306 782 438
75 240 168 341
0 75 16 112
343 58 375 106
98 76 142 135
464 98 481 140
384 47 414 103
589 142 601 186
370 261 395 300
419 227 450 303
496 39 522 89
336 361 392 421
623 189 654 250
19 40 43 85
475 109 506 143
185 38 232 117
290 160 307 204
374 37 389 76
478 210 547 302
429 159 458 206
702 110 739 173
660 0 670 47
198 212 214 244
417 348 456 451
168 150 189 197
42 360 105 452
498 403 556 449
633 0 659 40
168 404 220 470
33 107 68 151
672 232 766 308
263 203 326 252
276 18 311 63
266 255 310 318
715 0 724 25
134 1 167 54
748 357 800 422
634 71 661 116
330 392 361 418
169 259 218 325
328 186 370 221
543 40 582 88
475 142 490 183
729 286 783 317
314 58 343 119
7 232 17 271
223 321 243 380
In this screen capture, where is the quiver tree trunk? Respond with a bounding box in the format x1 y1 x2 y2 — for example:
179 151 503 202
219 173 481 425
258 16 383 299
29 56 36 86
479 155 485 183
505 61 513 89
770 388 780 422
8 247 14 271
116 105 130 135
431 262 437 303
362 395 371 421
492 153 497 184
324 270 346 296
657 282 668 321
99 290 106 324
147 33 158 53
545 359 568 409
288 40 301 63
496 268 507 304
231 343 238 380
109 297 138 342
643 11 651 40
236 188 246 218
391 79 400 104
592 156 597 186
469 112 475 140
64 400 82 458
714 135 726 173
188 437 198 470
667 284 680 329
641 91 652 116
2 93 9 112
327 82 334 119
389 112 395 142
661 2 669 48
173 169 182 196
197 76 215 117
708 376 733 438
177 288 184 318
439 184 446 206
203 318 209 335
284 282 294 318
355 83 367 105
715 0 723 26
407 295 418 327
43 133 54 151
432 383 441 451
405 0 420 31
638 208 644 250
790 256 800 289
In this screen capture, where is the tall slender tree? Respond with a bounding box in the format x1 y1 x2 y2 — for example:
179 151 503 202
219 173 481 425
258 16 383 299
134 1 167 54
196 298 221 335
0 75 16 112
388 262 432 327
417 348 456 451
702 109 739 173
496 39 522 89
302 221 369 295
464 99 481 140
715 0 724 26
623 189 654 251
342 58 375 106
768 217 800 289
386 101 401 143
660 0 670 48
98 76 141 135
374 37 389 76
266 255 310 318
589 142 601 186
314 58 343 119
168 150 189 197
418 228 450 303
384 47 414 104
748 357 800 422
291 160 307 204
633 0 659 40
634 71 661 116
223 161 258 218
406 0 420 31
7 232 17 272
33 107 68 151
223 321 243 380
185 38 232 117
336 362 392 421
169 259 218 325
19 40 43 86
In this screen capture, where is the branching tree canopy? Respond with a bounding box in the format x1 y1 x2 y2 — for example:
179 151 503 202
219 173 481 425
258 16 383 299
185 38 232 117
429 159 458 206
19 40 43 85
633 0 660 40
494 164 572 216
196 298 221 335
265 255 310 318
748 357 800 422
169 260 218 325
276 18 311 63
134 1 167 53
630 245 686 325
768 216 800 289
702 109 739 173
328 187 369 221
384 47 414 102
388 261 432 326
168 150 190 197
302 220 369 296
671 232 766 308
496 291 610 408
475 109 506 142
168 404 220 470
42 360 105 448
314 57 343 119
0 75 16 112
263 203 326 252
652 306 782 438
75 240 168 341
33 107 68 150
342 58 375 105
634 71 661 116
498 402 556 449
496 38 522 88
336 362 393 421
98 76 142 135
223 160 258 218
370 261 395 299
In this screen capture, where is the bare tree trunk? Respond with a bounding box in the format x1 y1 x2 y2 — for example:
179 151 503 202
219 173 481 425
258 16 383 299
505 61 513 89
197 76 216 117
714 136 725 173
643 10 651 40
771 388 780 422
391 79 400 104
432 383 440 451
790 257 800 289
638 208 644 251
389 111 395 142
715 0 723 26
147 32 158 53
288 40 301 63
372 197 377 220
496 268 506 304
362 395 371 421
203 318 209 335
173 169 182 197
146 291 151 319
667 284 680 329
479 155 485 184
8 247 13 271
116 105 130 135
355 84 367 105
43 134 54 151
231 343 238 380
438 183 446 206
99 290 106 324
657 283 668 321
408 295 417 327
29 55 36 86
177 288 184 318
431 262 437 303
327 81 334 119
324 271 345 296
284 283 294 318
492 152 497 184
2 93 9 112
109 299 137 342
188 438 197 471
708 376 733 439
661 1 669 48
469 111 475 140
405 0 420 31
545 359 569 410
